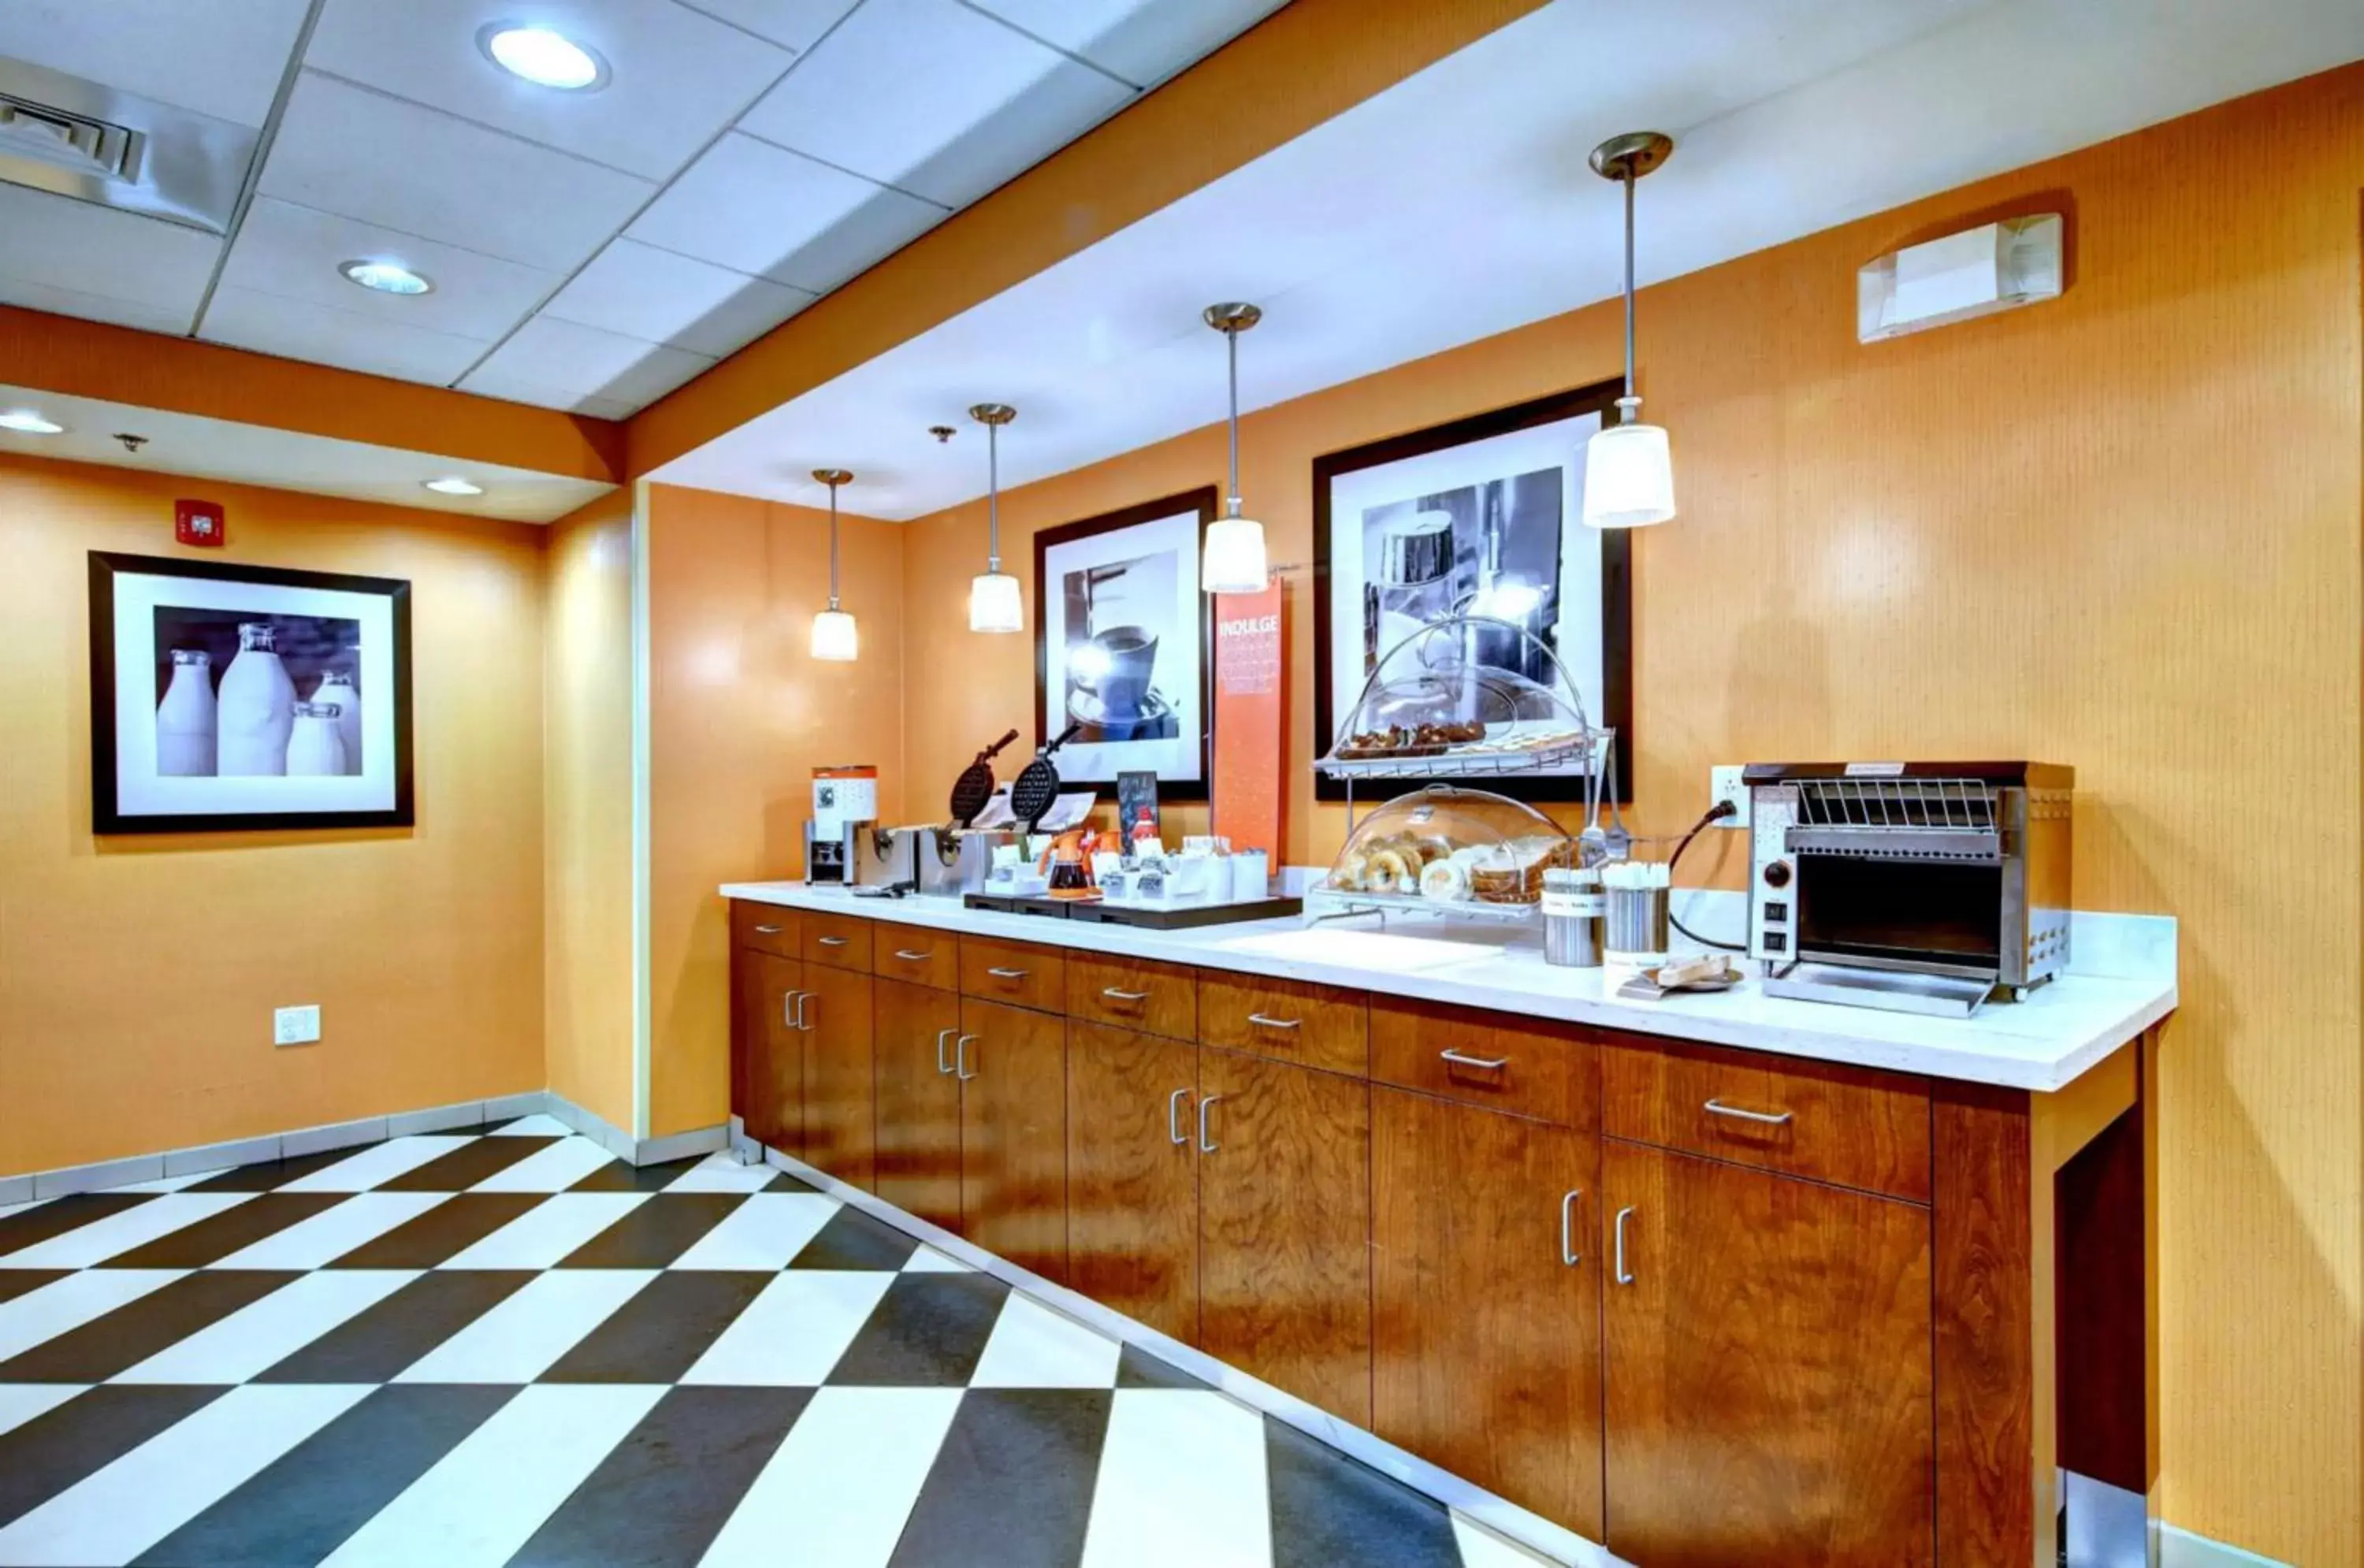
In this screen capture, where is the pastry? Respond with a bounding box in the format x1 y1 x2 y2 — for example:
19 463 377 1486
1366 847 1416 894
1332 852 1370 892
1419 859 1470 901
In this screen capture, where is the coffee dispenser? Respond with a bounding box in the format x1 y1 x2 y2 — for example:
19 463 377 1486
804 764 877 886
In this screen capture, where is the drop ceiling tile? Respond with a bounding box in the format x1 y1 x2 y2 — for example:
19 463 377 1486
464 315 713 412
737 0 1136 208
460 375 638 421
305 0 794 182
200 285 492 385
0 0 310 127
0 184 218 314
626 132 942 294
0 276 195 337
672 0 862 52
542 239 813 358
258 72 654 272
969 0 1288 87
219 197 559 340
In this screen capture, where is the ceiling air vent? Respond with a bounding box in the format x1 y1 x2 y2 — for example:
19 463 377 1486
0 95 143 183
0 56 254 235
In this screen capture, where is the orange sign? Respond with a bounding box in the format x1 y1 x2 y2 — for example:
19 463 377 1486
1212 583 1284 860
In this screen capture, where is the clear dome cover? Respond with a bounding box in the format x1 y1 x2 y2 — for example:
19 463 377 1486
1316 785 1573 916
1325 615 1596 772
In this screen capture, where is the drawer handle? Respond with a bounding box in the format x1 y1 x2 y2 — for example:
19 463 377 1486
1167 1087 1192 1146
754 923 785 934
1439 1049 1509 1071
817 935 850 948
1197 1093 1221 1154
1102 987 1151 1002
1614 1206 1636 1285
1704 1098 1793 1127
894 949 935 962
1246 1013 1299 1031
987 967 1030 980
1560 1188 1582 1267
954 1034 977 1082
935 1028 956 1076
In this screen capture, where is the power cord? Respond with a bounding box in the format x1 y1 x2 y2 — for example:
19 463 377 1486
1667 801 1748 953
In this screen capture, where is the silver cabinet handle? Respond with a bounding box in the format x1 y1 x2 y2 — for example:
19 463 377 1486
986 966 1030 979
1196 1093 1221 1154
1247 1013 1299 1031
794 991 815 1031
817 935 849 947
935 1028 955 1076
782 990 801 1027
1168 1087 1191 1146
1704 1098 1793 1126
754 923 785 934
1560 1189 1582 1267
894 949 935 962
1102 987 1150 1002
954 1034 977 1081
1613 1206 1636 1285
1439 1049 1509 1071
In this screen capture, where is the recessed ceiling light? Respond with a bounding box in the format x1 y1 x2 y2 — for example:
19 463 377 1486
0 409 65 435
340 259 433 295
423 476 485 496
478 23 609 91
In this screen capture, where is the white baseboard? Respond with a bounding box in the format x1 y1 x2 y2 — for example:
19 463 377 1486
2158 1522 2291 1567
545 1091 724 1167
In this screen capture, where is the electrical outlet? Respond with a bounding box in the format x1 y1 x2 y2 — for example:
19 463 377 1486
1710 765 1751 828
273 1005 321 1047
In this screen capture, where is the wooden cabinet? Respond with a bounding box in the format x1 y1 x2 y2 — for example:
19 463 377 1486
802 908 874 972
798 964 875 1191
1198 972 1367 1076
1600 1141 1934 1568
961 936 1067 1013
730 901 799 959
1371 998 1596 1128
1197 1046 1372 1424
1065 1020 1199 1343
1373 1087 1601 1538
959 997 1069 1282
1069 953 1195 1041
875 930 961 991
873 977 963 1232
742 951 804 1157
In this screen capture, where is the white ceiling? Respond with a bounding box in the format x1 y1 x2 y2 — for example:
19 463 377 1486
653 0 2364 518
0 0 1288 418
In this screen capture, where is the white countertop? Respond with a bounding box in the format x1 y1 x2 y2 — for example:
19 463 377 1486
719 881 2176 1093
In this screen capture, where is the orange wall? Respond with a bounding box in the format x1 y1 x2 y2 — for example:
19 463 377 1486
0 454 548 1177
898 69 2364 1561
543 489 636 1133
645 482 905 1139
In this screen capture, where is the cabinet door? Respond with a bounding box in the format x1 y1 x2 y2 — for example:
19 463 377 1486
875 978 963 1232
799 964 876 1190
959 998 1069 1283
1373 1088 1601 1538
745 953 804 1157
1603 1142 1932 1568
1066 1021 1199 1344
1197 1047 1371 1425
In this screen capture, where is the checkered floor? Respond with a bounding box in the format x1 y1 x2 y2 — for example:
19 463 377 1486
0 1119 1552 1567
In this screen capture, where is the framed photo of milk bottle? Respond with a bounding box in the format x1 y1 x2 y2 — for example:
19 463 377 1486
88 552 413 833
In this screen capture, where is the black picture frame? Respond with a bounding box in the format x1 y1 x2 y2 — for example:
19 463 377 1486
1033 486 1218 801
1311 379 1634 804
89 551 415 834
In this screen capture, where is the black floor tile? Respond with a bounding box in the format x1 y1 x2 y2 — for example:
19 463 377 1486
0 1385 227 1528
828 1273 1010 1388
556 1193 746 1269
130 1384 517 1568
507 1387 813 1568
257 1271 535 1384
0 1192 152 1257
98 1194 347 1269
889 1389 1112 1568
0 1271 297 1383
375 1136 556 1192
1265 1414 1463 1568
569 1156 704 1193
324 1192 548 1268
184 1149 383 1193
1115 1342 1212 1392
0 1269 70 1307
540 1272 770 1384
787 1205 920 1271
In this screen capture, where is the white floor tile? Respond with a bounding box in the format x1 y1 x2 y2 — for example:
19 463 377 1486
487 1114 574 1139
318 1384 665 1568
437 1193 647 1269
699 1386 962 1568
970 1295 1122 1389
0 1385 84 1440
0 1195 255 1269
662 1154 778 1195
113 1271 418 1384
669 1194 837 1271
678 1270 893 1386
278 1136 479 1194
1080 1389 1272 1568
210 1192 453 1270
393 1270 654 1384
0 1382 369 1566
0 1272 188 1363
901 1246 969 1273
466 1138 616 1194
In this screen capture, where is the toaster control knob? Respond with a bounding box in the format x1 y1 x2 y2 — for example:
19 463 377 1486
1763 861 1792 890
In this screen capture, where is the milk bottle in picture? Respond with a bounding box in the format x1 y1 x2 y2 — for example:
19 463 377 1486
285 700 347 777
314 670 362 774
155 649 217 776
217 621 296 775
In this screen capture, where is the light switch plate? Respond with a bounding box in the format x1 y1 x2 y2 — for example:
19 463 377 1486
1710 765 1751 828
274 1005 321 1046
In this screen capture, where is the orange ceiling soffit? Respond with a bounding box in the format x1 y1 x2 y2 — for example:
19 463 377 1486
624 0 1550 477
0 306 625 485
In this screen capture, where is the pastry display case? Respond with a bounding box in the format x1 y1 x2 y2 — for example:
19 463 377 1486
1318 614 1606 782
1308 785 1574 924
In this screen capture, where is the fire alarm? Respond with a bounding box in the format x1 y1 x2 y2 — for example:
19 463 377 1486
175 499 226 548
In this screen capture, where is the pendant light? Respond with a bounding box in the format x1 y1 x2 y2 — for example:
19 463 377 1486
1201 302 1269 594
967 403 1025 633
809 468 859 661
1582 132 1677 529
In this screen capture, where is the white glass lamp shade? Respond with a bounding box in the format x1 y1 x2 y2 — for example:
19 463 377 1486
1582 420 1676 529
810 608 859 661
1202 515 1269 594
969 571 1024 634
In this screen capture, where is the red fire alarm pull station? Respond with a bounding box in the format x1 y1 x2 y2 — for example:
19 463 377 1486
175 499 225 548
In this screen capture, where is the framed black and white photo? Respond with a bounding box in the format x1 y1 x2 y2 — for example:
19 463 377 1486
1313 380 1633 802
1034 487 1216 797
89 552 414 834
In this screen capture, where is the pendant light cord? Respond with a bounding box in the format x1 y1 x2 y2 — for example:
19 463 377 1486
987 422 1002 573
1621 167 1637 410
826 478 842 610
1225 326 1243 518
